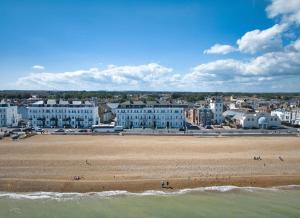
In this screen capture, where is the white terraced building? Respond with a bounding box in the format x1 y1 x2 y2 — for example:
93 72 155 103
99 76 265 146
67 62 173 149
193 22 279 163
271 109 292 123
0 101 20 127
271 108 300 126
115 101 186 129
28 100 100 128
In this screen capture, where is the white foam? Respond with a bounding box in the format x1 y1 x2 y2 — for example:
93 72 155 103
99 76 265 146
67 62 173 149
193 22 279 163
0 185 299 200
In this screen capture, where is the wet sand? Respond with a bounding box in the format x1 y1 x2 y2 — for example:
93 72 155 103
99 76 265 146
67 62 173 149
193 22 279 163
0 135 300 192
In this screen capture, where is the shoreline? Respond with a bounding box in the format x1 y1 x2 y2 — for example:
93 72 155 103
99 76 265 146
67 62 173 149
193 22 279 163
1 175 300 193
1 135 300 193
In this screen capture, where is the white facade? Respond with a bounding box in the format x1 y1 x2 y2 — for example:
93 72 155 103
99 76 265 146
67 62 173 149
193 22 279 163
28 100 100 128
116 101 185 129
291 109 300 126
271 109 292 123
0 102 19 127
271 108 300 126
233 112 281 129
209 96 224 124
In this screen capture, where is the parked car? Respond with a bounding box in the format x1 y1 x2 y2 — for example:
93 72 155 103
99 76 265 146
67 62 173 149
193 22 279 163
54 129 65 133
10 128 22 133
179 127 185 131
34 127 45 133
78 129 89 133
9 128 22 134
188 125 200 130
205 125 213 129
65 129 75 133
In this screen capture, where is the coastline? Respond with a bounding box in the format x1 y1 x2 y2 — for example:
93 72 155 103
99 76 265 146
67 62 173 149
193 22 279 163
1 175 300 193
1 135 300 193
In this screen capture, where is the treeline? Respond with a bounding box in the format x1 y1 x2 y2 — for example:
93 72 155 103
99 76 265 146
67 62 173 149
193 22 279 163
0 90 299 102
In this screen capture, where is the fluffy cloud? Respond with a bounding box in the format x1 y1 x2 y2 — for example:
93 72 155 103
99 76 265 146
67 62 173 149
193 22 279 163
204 23 287 55
16 0 300 92
17 50 300 91
266 0 300 25
181 49 300 91
32 65 45 70
204 0 300 55
292 38 300 50
203 44 236 54
237 23 287 54
199 0 300 91
18 63 173 90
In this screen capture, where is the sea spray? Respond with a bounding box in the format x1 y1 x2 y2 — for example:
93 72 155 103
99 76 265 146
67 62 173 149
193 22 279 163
1 185 300 200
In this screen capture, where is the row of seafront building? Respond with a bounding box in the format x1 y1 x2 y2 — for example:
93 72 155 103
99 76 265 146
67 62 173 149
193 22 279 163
0 100 19 127
1 95 300 130
27 100 100 128
271 109 300 126
115 101 186 129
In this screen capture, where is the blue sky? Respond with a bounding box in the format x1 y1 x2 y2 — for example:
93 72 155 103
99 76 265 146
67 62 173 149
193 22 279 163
0 0 300 91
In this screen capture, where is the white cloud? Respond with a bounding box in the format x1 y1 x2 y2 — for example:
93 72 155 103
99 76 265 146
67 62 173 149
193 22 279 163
18 63 173 90
204 0 300 56
180 49 300 91
266 0 300 25
292 38 300 50
203 44 236 54
204 24 287 55
15 0 300 92
237 23 287 54
15 52 300 91
31 65 45 70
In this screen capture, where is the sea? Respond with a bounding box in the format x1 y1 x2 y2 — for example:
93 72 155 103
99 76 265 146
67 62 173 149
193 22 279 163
0 186 300 218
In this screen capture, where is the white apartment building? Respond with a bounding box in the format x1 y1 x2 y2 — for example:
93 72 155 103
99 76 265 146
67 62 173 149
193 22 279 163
28 99 100 128
291 109 300 126
271 109 292 123
271 108 300 126
209 96 224 124
0 101 20 127
115 101 186 129
233 112 281 129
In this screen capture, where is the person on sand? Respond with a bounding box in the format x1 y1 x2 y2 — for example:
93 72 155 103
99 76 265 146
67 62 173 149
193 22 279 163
73 176 81 180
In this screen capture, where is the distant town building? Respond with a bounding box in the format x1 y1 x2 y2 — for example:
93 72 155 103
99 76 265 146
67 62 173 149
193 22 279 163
209 96 224 124
197 106 213 127
106 103 119 114
0 101 20 127
271 109 292 123
186 108 197 124
291 109 300 126
271 108 300 126
99 103 115 124
230 112 281 129
28 99 100 128
115 101 186 129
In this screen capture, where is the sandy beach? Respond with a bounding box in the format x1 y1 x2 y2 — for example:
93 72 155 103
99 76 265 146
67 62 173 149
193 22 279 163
0 135 300 192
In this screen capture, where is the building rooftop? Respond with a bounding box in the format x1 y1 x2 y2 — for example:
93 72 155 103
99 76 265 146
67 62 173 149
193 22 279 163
106 103 119 109
30 99 96 107
118 100 187 108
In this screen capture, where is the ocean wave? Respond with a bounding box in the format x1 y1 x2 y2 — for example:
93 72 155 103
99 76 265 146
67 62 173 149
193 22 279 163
1 185 299 200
